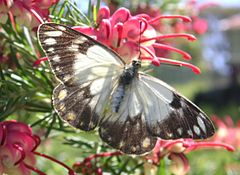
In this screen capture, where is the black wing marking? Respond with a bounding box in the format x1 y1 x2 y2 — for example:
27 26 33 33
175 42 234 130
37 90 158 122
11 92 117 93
53 83 99 131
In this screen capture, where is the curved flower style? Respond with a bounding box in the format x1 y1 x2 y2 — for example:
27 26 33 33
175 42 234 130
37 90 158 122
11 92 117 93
0 0 59 28
145 138 234 175
212 115 240 149
0 120 76 175
72 6 200 74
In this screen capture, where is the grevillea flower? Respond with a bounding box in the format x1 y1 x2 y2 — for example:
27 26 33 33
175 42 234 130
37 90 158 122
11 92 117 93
0 0 59 28
0 120 38 175
145 138 234 175
212 115 240 149
72 6 200 74
0 120 76 175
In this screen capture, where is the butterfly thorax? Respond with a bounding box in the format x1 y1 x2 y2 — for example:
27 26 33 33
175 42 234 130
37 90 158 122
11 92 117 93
111 60 141 113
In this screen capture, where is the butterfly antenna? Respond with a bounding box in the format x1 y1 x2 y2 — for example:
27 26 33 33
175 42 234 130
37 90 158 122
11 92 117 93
138 20 143 61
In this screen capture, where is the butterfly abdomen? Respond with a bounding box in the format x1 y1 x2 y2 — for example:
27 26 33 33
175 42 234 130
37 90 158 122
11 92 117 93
111 84 125 113
111 61 140 113
111 62 140 113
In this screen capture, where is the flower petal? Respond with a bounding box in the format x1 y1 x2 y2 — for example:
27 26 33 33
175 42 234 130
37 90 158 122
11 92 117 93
110 7 131 26
4 121 32 135
97 6 110 24
122 17 142 42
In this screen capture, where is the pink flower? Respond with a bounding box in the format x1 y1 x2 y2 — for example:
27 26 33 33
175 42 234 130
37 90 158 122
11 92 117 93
0 120 76 175
0 0 58 28
72 6 200 74
212 115 240 149
0 120 38 175
145 138 234 175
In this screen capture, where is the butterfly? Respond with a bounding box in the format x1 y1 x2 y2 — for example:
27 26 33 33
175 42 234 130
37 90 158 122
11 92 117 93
37 23 215 155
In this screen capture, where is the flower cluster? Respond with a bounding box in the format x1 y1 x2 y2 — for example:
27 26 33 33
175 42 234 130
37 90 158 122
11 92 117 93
0 120 39 175
0 0 58 28
145 138 234 175
0 120 76 175
73 6 200 74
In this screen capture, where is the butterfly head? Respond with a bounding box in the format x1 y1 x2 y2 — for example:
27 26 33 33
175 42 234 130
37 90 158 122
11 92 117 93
132 60 141 69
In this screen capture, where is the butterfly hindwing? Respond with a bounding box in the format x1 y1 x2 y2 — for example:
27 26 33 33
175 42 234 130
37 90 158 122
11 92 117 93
99 81 157 154
53 83 99 131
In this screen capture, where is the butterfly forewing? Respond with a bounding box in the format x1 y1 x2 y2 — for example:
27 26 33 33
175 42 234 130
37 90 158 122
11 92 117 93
38 23 215 155
38 23 124 85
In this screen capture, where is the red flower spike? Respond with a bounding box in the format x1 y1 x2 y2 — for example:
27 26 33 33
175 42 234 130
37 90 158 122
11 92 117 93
141 33 197 42
153 43 192 60
148 15 192 24
157 57 201 74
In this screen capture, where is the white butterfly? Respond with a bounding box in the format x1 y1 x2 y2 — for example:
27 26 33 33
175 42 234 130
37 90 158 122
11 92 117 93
38 23 215 155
